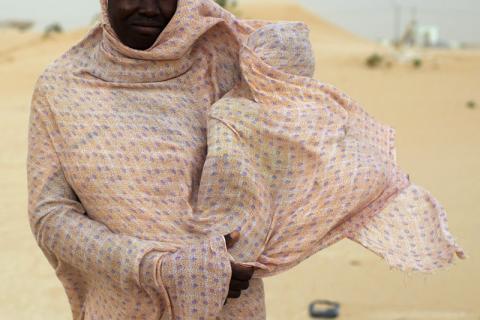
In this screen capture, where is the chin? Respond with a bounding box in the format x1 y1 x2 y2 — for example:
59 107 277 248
125 34 159 50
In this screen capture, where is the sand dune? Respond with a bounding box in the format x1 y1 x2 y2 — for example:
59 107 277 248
239 1 369 44
0 2 479 319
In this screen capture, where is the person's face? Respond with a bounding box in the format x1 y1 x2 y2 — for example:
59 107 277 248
108 0 178 50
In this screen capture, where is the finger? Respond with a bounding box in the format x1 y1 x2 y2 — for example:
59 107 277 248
224 231 240 249
227 290 242 299
231 263 254 281
229 279 250 291
224 231 241 249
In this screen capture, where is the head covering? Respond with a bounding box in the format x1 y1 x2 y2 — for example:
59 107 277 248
27 1 465 319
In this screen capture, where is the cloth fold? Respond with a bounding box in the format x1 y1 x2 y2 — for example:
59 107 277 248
27 1 464 320
200 22 464 276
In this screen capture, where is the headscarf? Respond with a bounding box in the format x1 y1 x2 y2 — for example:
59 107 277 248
27 0 464 319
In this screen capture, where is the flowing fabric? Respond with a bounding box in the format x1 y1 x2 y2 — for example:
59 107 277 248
201 22 465 276
26 0 464 319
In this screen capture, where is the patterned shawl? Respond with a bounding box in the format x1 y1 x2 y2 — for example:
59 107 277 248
27 0 464 319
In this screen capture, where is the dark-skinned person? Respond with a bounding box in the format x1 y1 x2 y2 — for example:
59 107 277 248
27 1 464 319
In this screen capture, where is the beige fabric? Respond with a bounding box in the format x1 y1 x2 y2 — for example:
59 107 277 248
202 22 464 276
27 0 464 319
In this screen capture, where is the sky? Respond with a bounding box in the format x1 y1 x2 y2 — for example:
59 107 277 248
0 0 478 44
298 0 480 44
0 0 100 30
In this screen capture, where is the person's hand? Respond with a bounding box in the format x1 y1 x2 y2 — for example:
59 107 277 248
224 231 254 304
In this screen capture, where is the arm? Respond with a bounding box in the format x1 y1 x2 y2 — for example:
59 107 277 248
27 80 236 317
26 82 178 291
143 235 233 318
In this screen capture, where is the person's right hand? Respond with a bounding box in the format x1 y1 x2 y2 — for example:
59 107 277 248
224 231 254 304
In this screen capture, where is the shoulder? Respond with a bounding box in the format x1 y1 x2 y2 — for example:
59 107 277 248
33 25 103 97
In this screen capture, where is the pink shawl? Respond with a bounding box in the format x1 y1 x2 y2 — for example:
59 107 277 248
202 22 464 276
27 0 464 319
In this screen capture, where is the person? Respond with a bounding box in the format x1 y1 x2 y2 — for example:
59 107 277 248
27 0 269 319
27 0 464 319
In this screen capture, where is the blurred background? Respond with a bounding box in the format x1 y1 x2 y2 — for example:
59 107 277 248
0 0 478 319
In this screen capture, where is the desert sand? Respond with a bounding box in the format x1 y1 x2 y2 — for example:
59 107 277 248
1 1 479 319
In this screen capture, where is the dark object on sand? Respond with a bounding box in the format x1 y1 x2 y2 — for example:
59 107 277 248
0 20 34 31
43 23 63 38
466 100 476 109
309 300 340 318
365 53 383 68
412 58 423 68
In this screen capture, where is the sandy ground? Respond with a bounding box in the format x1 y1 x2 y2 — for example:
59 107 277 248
1 1 479 319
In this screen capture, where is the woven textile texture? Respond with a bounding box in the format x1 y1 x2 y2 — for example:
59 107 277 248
202 22 464 277
27 0 465 319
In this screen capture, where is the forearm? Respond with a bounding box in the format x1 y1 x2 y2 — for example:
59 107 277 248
156 235 232 319
33 198 174 290
28 81 232 316
27 82 176 291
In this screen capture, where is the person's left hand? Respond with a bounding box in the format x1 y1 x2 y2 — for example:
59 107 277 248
224 231 254 304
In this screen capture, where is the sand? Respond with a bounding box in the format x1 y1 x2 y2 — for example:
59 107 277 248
1 2 479 319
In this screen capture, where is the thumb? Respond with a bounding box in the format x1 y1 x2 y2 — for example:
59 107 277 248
224 230 240 249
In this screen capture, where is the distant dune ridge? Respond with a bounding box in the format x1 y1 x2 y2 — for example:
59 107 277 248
0 1 479 319
239 0 368 44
